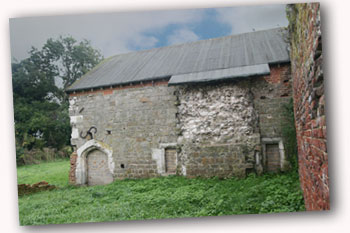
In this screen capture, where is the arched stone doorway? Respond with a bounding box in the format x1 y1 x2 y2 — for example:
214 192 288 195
75 139 114 185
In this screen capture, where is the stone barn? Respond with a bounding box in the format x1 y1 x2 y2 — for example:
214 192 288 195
67 27 293 186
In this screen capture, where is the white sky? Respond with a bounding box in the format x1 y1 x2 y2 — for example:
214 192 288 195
9 4 288 61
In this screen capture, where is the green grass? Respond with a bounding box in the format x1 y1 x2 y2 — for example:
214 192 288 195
17 160 305 225
17 159 70 187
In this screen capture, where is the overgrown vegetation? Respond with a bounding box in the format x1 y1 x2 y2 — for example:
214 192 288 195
12 36 103 165
17 160 305 226
281 98 298 170
16 146 72 166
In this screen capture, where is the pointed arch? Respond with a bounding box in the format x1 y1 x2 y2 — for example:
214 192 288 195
75 139 114 185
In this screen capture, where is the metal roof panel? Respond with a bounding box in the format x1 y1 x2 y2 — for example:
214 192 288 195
168 64 270 85
67 27 289 92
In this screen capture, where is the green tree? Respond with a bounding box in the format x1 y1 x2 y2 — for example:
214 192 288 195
12 36 103 161
56 36 103 89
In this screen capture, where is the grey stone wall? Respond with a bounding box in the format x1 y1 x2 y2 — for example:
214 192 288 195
251 64 293 138
250 64 293 172
69 84 178 180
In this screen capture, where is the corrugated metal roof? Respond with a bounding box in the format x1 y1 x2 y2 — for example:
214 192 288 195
67 27 289 92
168 64 270 85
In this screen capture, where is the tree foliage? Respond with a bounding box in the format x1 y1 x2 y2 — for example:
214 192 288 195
12 36 103 161
49 36 103 89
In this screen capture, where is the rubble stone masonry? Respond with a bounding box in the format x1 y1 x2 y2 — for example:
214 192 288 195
177 80 261 178
287 2 329 210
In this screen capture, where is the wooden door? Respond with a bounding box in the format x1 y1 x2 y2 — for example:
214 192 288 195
266 144 280 172
87 149 113 185
165 148 177 174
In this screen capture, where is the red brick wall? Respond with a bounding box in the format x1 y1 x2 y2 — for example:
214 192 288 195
287 3 329 210
263 64 289 84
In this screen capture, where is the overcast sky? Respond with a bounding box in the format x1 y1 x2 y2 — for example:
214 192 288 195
9 4 288 61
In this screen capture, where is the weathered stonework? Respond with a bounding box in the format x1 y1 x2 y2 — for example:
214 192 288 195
287 3 329 210
176 81 261 178
69 81 178 183
252 64 293 138
177 81 259 144
68 65 292 184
